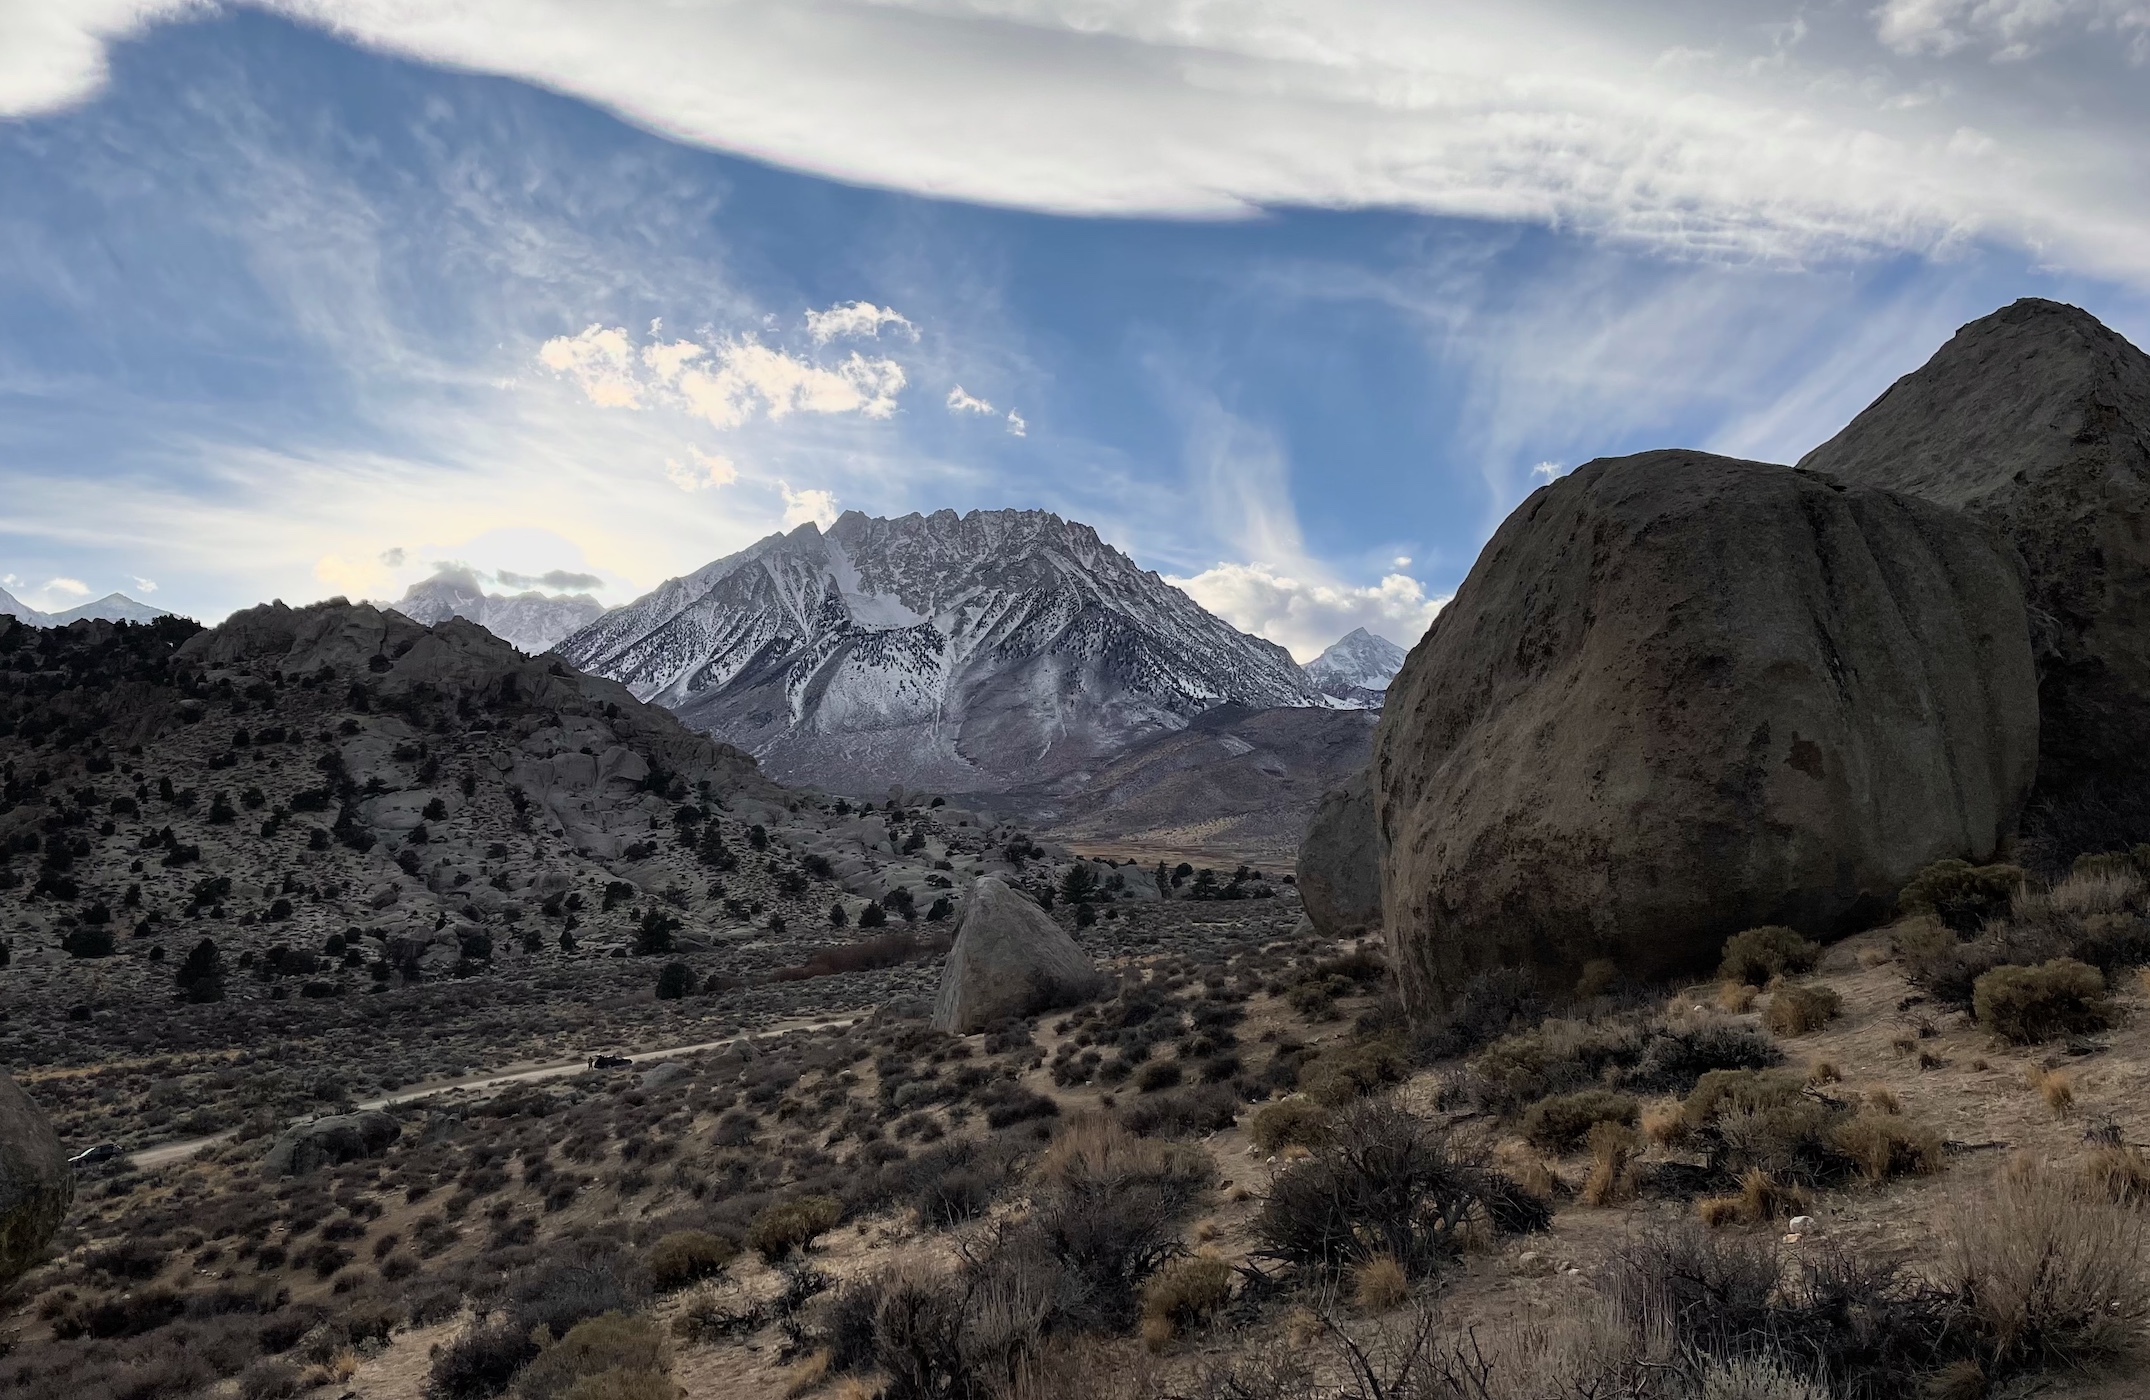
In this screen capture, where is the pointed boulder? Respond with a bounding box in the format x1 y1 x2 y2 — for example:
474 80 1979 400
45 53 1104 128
1800 298 2150 855
932 877 1107 1033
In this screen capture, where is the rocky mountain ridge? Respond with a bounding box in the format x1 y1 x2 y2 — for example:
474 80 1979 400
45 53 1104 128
557 508 1331 794
385 572 604 656
0 588 167 628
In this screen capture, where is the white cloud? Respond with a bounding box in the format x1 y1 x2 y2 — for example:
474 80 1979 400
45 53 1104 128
946 385 996 414
541 324 908 428
377 546 406 567
1169 562 1445 661
1005 410 1027 437
662 446 739 491
780 482 840 529
10 3 2150 283
1530 461 1565 480
130 575 157 593
45 577 89 597
806 301 917 343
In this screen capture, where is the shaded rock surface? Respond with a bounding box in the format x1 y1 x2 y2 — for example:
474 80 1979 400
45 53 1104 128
1297 767 1382 939
1374 450 2039 1010
260 1109 401 1178
1799 298 2150 859
0 1072 70 1286
931 877 1107 1033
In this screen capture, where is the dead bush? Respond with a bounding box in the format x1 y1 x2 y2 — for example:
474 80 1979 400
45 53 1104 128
1898 860 2025 934
1138 1255 1232 1348
645 1232 738 1291
1971 960 2114 1043
1249 1098 1330 1154
515 1312 671 1400
1026 1116 1215 1331
1254 1096 1505 1279
1719 927 1820 986
746 1195 843 1262
1763 984 1842 1037
1943 1163 2150 1373
1521 1089 1637 1153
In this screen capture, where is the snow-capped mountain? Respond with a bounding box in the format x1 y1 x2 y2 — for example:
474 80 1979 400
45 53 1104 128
1303 627 1408 707
387 572 605 656
556 508 1330 793
0 588 168 626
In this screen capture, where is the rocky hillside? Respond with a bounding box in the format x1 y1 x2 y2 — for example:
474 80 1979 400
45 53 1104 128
1302 626 1407 707
386 571 604 656
555 509 1329 794
1028 704 1376 866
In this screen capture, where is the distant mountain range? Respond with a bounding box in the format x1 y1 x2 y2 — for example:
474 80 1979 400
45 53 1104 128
0 587 168 627
1303 627 1408 707
386 571 605 656
557 508 1332 793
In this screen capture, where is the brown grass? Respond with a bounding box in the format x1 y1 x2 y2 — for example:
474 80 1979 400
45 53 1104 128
1351 1254 1410 1311
1641 1100 1689 1148
2087 1146 2150 1206
1805 1061 1841 1086
1763 983 1842 1037
1715 982 1759 1013
1943 1163 2150 1370
2028 1068 2074 1117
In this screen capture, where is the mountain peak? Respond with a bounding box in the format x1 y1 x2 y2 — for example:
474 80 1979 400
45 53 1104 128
558 507 1325 792
1304 627 1409 707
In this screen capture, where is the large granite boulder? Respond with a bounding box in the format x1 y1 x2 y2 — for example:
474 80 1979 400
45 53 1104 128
1374 450 2039 1011
1 1072 71 1286
1297 768 1382 938
932 877 1107 1033
1799 299 2150 858
260 1110 402 1178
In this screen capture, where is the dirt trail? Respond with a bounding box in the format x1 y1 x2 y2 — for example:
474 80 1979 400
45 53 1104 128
124 1012 862 1170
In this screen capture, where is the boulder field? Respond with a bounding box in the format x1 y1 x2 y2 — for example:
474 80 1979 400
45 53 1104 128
1370 449 2039 1011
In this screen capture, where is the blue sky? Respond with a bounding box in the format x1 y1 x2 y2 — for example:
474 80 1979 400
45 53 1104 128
2 4 2148 657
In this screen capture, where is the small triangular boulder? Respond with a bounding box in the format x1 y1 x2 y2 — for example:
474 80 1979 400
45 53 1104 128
932 878 1107 1033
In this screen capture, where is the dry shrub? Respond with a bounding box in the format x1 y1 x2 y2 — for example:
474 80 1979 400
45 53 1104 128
1029 1115 1215 1331
1582 1122 1639 1208
1717 982 1760 1014
1138 1255 1232 1348
1898 860 2025 933
1829 1111 1942 1184
1254 1096 1501 1278
1521 1089 1638 1154
1806 1061 1841 1086
1865 1086 1900 1114
1943 1164 2150 1372
1296 1036 1409 1107
1352 1255 1409 1311
1973 960 2113 1043
1642 1100 1690 1148
517 1313 671 1400
2087 1145 2150 1205
2028 1068 2073 1116
1463 1010 1779 1119
1249 1098 1330 1154
746 1195 843 1262
1697 1196 1743 1229
644 1231 737 1291
1764 984 1842 1038
1719 926 1821 986
783 1349 832 1399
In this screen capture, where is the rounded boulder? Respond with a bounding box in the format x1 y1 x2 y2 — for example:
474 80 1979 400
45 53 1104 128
1375 450 2039 1011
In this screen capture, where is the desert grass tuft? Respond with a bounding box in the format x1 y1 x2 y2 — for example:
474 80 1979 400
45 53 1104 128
1351 1254 1410 1311
2027 1067 2074 1117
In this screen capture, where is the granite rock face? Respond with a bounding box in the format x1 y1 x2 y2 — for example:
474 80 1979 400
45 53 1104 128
0 1072 72 1285
260 1109 402 1178
1374 450 2039 1010
1799 298 2150 858
931 877 1107 1033
1297 768 1383 939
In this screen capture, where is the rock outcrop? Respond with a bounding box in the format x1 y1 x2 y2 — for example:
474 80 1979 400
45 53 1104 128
1297 768 1382 938
1799 299 2150 858
0 1072 71 1285
931 877 1107 1033
260 1109 402 1178
1374 450 2039 1010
